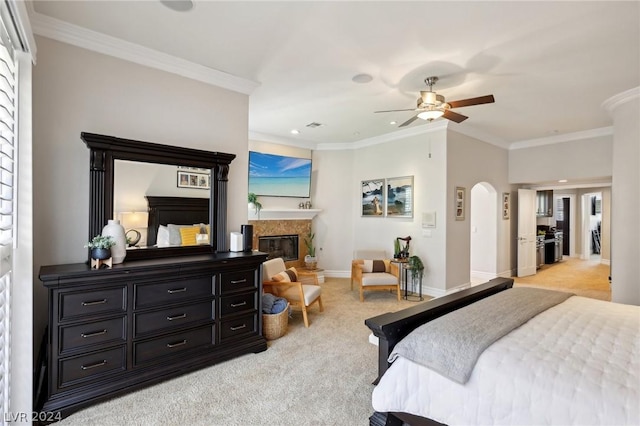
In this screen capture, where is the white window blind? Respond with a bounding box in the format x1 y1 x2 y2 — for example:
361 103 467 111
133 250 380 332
0 13 15 419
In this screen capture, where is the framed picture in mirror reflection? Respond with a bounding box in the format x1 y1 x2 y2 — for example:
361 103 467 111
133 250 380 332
177 171 210 189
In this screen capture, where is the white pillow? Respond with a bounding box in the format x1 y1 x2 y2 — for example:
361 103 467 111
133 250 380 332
157 225 170 247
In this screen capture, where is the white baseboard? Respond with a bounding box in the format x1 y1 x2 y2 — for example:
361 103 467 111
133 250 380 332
470 270 497 282
323 270 351 279
601 259 611 266
422 286 447 298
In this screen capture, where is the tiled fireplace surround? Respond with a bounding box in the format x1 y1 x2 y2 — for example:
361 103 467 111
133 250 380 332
248 219 312 269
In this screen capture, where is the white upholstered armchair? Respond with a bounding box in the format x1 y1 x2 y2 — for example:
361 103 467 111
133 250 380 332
262 258 323 328
351 250 401 302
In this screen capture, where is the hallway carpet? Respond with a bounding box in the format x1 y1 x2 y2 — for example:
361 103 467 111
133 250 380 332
514 257 611 301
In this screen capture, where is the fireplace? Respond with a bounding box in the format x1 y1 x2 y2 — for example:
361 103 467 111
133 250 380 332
258 235 299 261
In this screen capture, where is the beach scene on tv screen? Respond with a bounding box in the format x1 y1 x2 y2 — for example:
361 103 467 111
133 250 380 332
249 151 312 197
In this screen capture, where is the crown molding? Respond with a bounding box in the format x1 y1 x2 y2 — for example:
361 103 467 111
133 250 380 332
312 120 450 151
509 126 613 150
602 86 640 114
29 11 260 95
248 131 317 150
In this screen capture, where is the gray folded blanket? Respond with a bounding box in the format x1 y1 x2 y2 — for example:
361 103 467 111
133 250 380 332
389 287 573 384
262 293 289 315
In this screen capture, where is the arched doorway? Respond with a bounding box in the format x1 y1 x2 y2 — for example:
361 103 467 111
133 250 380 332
470 182 498 284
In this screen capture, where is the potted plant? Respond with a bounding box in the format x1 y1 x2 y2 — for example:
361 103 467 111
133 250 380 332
85 235 116 260
303 231 317 270
408 255 424 287
248 192 262 215
393 239 401 259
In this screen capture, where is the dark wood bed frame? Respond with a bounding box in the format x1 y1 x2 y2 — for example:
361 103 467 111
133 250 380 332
365 277 514 426
145 195 209 246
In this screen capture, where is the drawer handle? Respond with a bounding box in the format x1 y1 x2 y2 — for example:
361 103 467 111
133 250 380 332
230 324 247 331
166 339 187 348
230 279 247 284
230 301 247 308
81 360 107 370
167 313 187 321
167 287 187 294
82 299 107 306
81 329 107 338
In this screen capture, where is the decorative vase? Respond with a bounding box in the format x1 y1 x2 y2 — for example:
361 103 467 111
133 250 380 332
304 255 317 270
91 247 111 260
102 219 127 264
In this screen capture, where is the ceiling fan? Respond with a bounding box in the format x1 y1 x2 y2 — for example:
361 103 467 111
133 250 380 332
375 76 495 127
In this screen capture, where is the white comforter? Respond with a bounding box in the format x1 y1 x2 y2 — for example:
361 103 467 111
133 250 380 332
372 296 640 425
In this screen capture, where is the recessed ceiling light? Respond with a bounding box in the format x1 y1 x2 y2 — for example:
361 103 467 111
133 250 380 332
160 0 194 12
352 73 373 84
558 179 568 183
390 121 397 125
290 129 300 135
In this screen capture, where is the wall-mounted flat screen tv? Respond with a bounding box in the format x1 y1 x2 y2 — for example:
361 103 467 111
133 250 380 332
248 151 312 198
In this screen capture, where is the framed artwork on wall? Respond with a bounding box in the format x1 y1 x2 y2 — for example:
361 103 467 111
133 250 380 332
502 192 510 220
361 179 385 216
177 171 210 189
455 186 465 221
386 176 413 218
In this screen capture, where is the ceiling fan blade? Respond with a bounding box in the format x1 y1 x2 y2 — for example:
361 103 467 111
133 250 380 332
374 108 417 113
447 95 495 109
442 109 468 123
399 115 420 127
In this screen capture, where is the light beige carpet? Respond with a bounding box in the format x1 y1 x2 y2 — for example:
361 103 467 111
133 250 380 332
54 278 429 426
514 257 611 301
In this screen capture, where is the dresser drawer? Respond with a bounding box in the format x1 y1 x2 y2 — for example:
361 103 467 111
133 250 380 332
59 287 126 321
133 325 214 366
58 346 126 389
220 269 257 294
134 300 214 337
220 314 257 342
220 292 257 318
134 275 213 309
60 316 126 354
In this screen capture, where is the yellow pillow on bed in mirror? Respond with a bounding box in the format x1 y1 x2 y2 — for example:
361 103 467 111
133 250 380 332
179 226 202 246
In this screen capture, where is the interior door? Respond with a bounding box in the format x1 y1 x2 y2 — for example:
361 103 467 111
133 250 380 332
517 189 537 277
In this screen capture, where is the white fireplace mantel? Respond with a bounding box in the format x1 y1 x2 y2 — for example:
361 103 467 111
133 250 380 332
248 208 321 221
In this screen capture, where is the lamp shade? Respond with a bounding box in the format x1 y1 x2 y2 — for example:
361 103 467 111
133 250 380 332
119 211 149 229
417 109 444 120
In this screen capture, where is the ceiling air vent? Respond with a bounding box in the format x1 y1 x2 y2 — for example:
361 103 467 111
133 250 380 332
305 122 324 129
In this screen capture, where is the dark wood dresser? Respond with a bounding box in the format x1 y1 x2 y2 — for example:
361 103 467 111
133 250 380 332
38 252 268 419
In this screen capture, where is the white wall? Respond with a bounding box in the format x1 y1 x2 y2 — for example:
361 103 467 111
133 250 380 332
32 36 250 350
509 135 612 183
605 88 639 305
311 149 354 274
470 183 498 280
446 130 512 289
350 128 449 295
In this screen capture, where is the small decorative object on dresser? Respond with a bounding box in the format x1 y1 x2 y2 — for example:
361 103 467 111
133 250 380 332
85 235 115 269
101 219 127 264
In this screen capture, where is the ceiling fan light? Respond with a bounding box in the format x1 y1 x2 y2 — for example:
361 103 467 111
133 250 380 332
417 109 444 120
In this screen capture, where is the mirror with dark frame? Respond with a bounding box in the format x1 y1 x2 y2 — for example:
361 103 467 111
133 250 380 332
83 132 236 261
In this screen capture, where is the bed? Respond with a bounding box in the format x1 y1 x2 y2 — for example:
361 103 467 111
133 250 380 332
365 277 639 426
145 196 210 247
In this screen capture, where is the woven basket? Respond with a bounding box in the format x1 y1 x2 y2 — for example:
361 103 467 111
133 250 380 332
263 303 289 340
